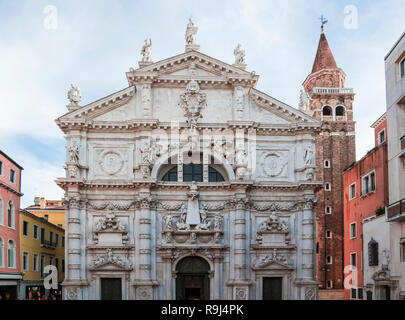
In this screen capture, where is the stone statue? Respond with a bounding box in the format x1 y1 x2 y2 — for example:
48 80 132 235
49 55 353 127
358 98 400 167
304 145 315 167
224 141 235 165
381 249 390 269
176 205 190 231
141 39 152 62
163 214 173 231
67 84 82 105
213 214 222 231
234 86 245 120
185 18 198 45
68 143 80 164
234 44 246 65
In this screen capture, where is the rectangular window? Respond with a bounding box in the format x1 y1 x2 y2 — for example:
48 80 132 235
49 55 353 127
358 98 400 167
33 254 39 272
351 288 357 299
10 169 15 183
326 230 332 239
325 183 331 191
55 234 59 246
23 221 29 236
349 183 356 200
327 280 333 289
33 225 39 240
362 171 376 196
400 239 405 262
0 161 2 175
55 258 59 271
378 129 386 144
40 255 45 277
40 228 45 244
350 253 357 269
358 288 363 300
350 223 357 239
62 259 65 273
401 59 405 78
62 236 65 247
325 206 332 215
50 231 54 244
23 252 29 271
326 256 332 265
49 257 53 266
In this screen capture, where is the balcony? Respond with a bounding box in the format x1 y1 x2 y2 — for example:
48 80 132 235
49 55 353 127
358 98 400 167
40 240 57 249
312 87 354 95
386 198 405 222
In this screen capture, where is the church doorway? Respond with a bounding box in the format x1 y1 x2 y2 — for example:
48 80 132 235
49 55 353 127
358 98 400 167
100 278 122 300
262 277 283 300
176 256 210 300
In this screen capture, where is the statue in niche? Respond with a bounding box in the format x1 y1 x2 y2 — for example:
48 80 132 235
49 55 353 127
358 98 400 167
224 141 235 165
234 44 246 65
141 39 152 62
304 145 315 167
185 18 198 45
68 143 80 164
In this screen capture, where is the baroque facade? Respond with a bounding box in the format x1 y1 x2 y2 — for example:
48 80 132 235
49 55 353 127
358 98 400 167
56 21 322 300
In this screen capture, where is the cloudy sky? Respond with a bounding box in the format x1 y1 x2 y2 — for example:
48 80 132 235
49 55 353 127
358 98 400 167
0 0 404 207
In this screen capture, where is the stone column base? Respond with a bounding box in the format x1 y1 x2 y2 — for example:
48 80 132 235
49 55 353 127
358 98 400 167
62 280 89 300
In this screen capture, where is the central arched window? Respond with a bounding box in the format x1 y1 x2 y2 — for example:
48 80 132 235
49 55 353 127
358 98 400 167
162 164 225 182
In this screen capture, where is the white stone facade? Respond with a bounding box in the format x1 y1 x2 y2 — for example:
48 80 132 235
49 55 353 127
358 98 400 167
385 31 405 300
56 28 322 300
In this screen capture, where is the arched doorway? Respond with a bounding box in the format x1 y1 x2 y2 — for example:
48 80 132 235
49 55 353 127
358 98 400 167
176 256 210 300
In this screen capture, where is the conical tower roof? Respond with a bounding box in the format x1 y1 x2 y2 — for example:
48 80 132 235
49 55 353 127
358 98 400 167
311 31 338 73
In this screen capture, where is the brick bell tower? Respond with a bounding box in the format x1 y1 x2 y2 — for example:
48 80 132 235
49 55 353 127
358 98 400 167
300 25 356 297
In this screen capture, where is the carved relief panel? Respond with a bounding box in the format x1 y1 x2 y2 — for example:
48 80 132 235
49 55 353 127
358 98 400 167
88 145 133 180
253 148 293 182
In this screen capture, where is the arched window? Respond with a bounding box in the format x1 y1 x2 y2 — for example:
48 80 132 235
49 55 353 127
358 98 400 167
0 238 4 267
0 197 3 225
7 201 15 228
335 106 345 117
368 238 379 266
7 240 15 268
161 165 225 182
322 106 332 116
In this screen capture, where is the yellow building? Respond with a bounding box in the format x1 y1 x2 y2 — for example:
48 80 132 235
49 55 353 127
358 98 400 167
19 209 65 299
25 197 66 229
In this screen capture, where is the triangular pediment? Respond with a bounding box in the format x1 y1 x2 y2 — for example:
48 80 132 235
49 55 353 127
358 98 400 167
126 50 259 87
253 260 294 270
89 260 132 271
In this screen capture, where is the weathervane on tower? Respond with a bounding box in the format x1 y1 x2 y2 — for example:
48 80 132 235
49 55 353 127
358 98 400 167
320 15 328 32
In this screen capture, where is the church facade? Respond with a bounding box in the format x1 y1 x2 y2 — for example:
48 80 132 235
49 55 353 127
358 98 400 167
56 21 322 300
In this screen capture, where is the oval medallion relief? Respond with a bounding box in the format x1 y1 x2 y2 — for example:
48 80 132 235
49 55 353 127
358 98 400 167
263 153 287 177
101 151 124 175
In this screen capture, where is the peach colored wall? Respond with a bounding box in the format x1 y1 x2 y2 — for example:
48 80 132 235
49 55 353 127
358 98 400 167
0 152 22 274
373 119 388 147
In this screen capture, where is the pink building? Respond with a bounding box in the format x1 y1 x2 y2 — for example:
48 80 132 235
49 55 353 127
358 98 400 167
0 150 23 299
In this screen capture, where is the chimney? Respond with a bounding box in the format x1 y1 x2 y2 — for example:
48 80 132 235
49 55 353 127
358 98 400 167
34 197 40 206
40 197 46 209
